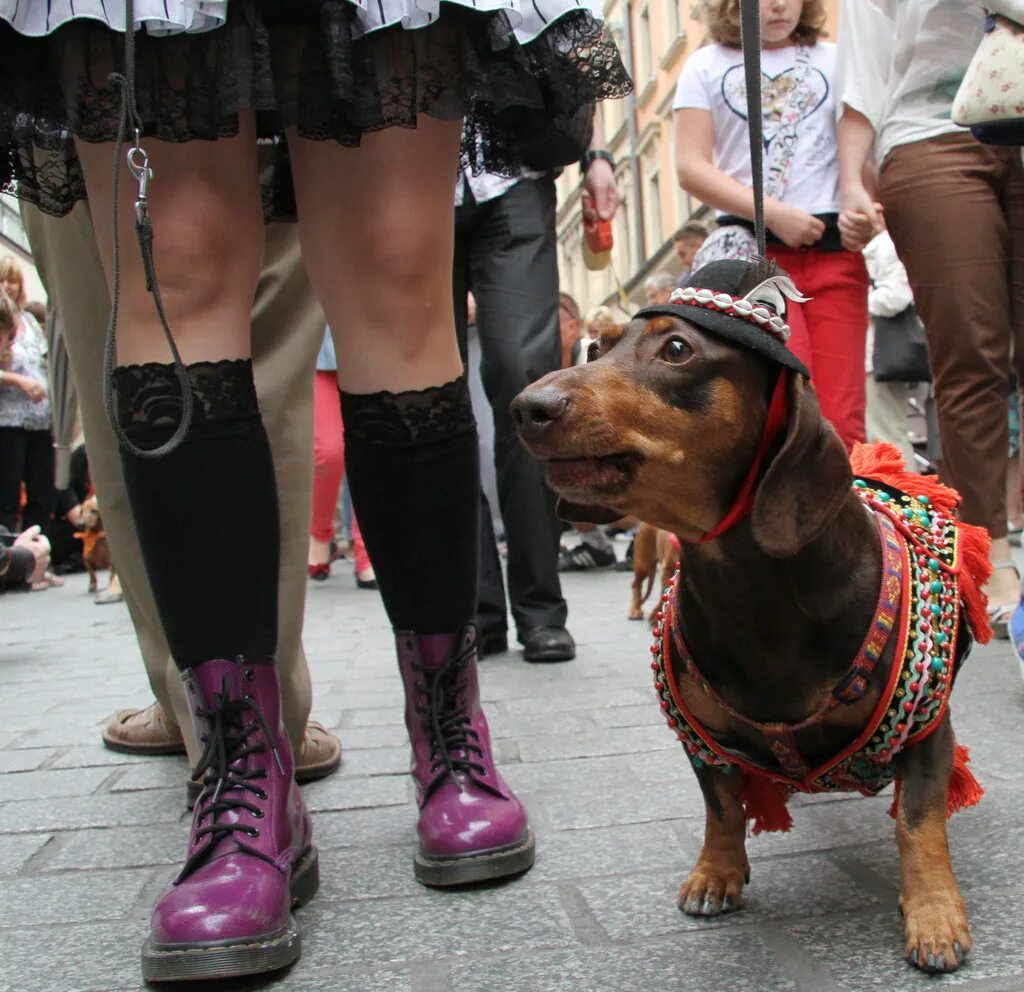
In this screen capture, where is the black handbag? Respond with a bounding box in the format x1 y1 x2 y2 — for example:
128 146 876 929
872 305 932 383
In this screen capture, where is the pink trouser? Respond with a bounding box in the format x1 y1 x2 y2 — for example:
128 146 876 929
312 370 371 574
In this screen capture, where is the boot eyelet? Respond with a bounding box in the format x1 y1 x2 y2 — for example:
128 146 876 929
245 669 255 681
252 809 265 819
248 827 260 838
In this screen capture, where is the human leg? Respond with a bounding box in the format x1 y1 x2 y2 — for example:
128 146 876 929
310 369 345 577
20 200 190 753
454 208 510 651
77 127 315 980
0 426 28 531
20 428 57 532
882 133 1017 622
799 250 869 448
289 117 533 884
468 178 572 659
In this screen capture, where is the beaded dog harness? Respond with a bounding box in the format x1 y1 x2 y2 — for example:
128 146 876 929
649 455 989 832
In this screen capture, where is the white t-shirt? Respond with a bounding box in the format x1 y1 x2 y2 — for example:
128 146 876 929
673 41 840 216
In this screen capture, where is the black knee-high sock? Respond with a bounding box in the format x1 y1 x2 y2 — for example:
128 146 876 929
114 359 279 671
341 376 479 633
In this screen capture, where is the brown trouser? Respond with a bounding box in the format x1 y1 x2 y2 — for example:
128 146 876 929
880 131 1024 539
22 202 325 760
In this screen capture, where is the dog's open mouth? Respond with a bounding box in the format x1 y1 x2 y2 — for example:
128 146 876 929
545 452 641 496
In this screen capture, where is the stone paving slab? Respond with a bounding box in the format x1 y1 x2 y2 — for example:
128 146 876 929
2 564 1024 992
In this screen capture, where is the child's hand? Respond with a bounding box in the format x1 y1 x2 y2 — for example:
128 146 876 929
838 208 879 252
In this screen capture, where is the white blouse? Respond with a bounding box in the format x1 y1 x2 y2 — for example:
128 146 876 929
835 0 984 167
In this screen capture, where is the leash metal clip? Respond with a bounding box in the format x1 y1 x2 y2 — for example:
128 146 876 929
126 129 153 225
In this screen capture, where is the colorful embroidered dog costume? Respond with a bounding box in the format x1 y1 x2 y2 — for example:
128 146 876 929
649 443 990 833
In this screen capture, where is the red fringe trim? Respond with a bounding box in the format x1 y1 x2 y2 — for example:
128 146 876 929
739 775 793 834
886 743 984 820
849 442 993 644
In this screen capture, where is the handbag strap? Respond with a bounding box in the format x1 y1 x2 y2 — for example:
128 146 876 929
763 45 812 201
739 0 767 256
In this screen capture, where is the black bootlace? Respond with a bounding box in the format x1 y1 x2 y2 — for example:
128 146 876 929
413 639 500 801
184 676 284 871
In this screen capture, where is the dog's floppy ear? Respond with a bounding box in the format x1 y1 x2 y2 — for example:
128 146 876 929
750 372 851 558
555 497 622 525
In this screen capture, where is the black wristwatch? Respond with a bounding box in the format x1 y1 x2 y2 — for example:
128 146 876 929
580 149 615 174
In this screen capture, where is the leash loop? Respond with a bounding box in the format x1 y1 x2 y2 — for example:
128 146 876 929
739 0 766 257
101 0 194 460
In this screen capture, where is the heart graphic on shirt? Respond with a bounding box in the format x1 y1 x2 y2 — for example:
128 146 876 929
721 64 829 146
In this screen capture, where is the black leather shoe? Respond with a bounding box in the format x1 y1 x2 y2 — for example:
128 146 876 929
478 628 510 657
519 626 576 663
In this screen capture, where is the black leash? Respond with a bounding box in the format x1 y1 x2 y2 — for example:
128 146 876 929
103 0 193 458
739 0 766 257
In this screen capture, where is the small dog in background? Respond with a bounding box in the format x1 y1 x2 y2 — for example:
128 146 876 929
628 523 680 623
77 496 117 600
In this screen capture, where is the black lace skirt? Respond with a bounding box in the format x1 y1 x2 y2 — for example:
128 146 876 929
0 2 631 220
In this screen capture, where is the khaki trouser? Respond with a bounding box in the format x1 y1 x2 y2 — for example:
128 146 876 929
22 202 324 761
880 131 1024 539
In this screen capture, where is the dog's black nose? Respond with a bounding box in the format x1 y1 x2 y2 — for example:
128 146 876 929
511 387 570 441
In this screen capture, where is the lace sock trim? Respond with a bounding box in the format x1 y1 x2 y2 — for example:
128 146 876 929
113 359 259 430
340 376 476 446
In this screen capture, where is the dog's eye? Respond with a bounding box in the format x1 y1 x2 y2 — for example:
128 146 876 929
586 342 600 363
661 338 692 364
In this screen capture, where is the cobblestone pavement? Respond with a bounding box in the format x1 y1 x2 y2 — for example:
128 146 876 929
3 552 1024 992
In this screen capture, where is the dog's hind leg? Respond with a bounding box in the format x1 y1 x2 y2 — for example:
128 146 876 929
678 766 749 917
894 716 971 973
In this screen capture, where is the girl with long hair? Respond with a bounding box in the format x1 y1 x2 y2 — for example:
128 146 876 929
673 0 873 448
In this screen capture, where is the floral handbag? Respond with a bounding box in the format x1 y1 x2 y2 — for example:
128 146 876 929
953 4 1024 145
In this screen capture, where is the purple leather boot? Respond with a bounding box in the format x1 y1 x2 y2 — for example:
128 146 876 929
141 657 318 982
397 624 535 885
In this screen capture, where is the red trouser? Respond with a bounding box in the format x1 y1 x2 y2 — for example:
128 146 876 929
767 246 869 449
312 369 370 574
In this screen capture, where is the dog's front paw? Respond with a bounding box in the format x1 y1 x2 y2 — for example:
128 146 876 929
677 862 747 917
903 898 971 973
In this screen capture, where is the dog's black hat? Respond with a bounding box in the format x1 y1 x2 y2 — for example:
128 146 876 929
635 258 811 378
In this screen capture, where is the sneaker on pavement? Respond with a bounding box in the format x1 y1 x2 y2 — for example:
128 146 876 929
558 544 616 572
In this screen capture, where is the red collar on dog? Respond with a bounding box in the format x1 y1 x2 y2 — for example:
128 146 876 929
693 371 788 544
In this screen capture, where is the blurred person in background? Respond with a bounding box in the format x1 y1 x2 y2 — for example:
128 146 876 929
643 271 677 306
0 524 49 591
574 304 617 368
862 228 921 468
559 307 620 571
0 263 61 588
559 292 583 368
309 327 376 588
673 223 708 286
675 0 873 448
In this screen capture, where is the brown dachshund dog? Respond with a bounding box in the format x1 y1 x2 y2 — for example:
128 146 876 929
513 260 980 974
628 523 679 623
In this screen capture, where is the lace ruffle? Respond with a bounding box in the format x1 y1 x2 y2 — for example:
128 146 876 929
0 3 631 220
341 376 476 446
114 359 260 430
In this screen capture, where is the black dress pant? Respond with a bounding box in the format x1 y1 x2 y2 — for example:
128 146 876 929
454 176 567 636
0 426 56 533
